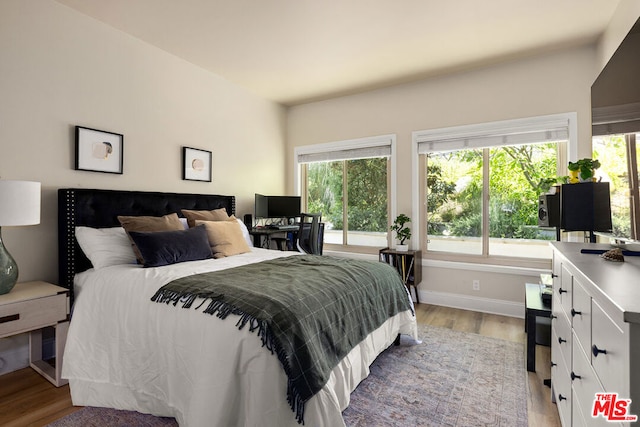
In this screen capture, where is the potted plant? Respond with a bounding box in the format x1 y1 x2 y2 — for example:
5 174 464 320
568 158 601 183
390 214 411 251
538 177 560 194
537 176 569 194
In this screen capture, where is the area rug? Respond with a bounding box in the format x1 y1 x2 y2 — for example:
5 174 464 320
47 325 527 427
342 325 528 426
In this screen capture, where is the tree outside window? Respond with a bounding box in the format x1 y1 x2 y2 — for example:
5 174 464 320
425 141 559 259
306 157 388 247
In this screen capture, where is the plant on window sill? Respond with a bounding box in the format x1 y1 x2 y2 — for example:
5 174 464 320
391 214 411 251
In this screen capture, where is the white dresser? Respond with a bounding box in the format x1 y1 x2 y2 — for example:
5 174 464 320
550 242 640 426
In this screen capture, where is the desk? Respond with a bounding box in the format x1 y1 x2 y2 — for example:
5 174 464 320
525 283 551 373
249 228 294 250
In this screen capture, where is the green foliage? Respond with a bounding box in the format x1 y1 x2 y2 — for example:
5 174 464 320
307 161 343 228
427 142 557 240
346 159 387 232
306 141 561 244
307 158 387 233
390 214 411 244
594 135 632 239
568 158 601 181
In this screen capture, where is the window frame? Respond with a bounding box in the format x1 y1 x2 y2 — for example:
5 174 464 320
294 134 397 253
411 113 578 268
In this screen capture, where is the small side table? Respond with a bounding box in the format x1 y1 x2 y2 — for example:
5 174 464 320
0 281 70 386
524 283 551 373
379 248 422 303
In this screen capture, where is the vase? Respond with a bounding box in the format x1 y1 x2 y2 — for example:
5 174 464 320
396 244 408 252
0 228 19 295
568 170 579 184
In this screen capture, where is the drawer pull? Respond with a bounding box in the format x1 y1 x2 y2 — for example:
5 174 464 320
559 287 567 294
571 372 582 381
558 337 567 344
551 361 557 367
559 394 567 401
592 344 607 357
0 314 20 324
550 314 557 319
551 273 558 278
571 308 582 317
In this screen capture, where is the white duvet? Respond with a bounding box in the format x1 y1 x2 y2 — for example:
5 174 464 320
62 248 418 427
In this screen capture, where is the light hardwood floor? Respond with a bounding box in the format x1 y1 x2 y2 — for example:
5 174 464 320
0 303 561 427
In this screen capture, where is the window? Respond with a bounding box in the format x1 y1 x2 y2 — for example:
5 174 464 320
593 133 640 240
295 135 395 251
592 102 640 241
413 113 576 267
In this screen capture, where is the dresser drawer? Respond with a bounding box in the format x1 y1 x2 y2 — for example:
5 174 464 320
553 306 572 370
558 264 573 320
0 293 67 338
552 340 572 427
572 277 592 356
572 331 604 427
591 299 629 399
572 397 590 427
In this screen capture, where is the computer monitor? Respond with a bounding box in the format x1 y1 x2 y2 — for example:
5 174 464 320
267 196 301 218
254 193 268 218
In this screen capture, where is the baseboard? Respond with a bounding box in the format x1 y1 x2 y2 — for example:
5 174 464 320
418 289 525 319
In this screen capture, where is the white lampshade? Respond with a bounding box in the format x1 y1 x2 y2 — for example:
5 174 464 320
0 180 41 226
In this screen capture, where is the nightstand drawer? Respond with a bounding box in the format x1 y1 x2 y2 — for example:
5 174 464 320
0 293 67 338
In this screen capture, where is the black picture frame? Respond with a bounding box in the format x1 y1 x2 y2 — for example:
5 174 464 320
182 147 212 182
75 126 124 174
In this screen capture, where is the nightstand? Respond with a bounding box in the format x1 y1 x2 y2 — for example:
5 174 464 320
0 281 70 386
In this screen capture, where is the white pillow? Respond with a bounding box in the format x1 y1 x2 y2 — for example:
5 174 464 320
236 218 253 247
75 226 137 269
179 217 189 229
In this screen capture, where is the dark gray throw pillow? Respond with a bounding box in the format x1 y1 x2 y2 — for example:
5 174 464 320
128 225 213 267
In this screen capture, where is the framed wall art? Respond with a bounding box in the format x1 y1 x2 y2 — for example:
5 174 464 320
75 126 124 174
182 146 212 182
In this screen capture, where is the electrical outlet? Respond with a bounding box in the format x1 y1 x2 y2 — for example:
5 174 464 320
472 279 480 291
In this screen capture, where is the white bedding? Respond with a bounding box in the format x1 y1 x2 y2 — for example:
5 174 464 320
62 248 418 427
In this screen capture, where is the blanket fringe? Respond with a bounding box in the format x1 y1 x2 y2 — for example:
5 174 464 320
150 287 308 424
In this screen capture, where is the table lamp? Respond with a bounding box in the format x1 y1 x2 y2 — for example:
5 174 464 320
0 180 41 295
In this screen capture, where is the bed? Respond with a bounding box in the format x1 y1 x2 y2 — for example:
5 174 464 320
58 188 418 427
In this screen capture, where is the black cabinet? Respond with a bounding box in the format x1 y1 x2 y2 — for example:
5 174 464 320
379 248 422 303
561 182 612 234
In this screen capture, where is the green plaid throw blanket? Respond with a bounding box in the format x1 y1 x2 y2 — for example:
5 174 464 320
150 255 413 424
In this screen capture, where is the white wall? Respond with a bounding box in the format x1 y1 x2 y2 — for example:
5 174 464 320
0 0 287 285
0 0 286 374
287 0 640 311
287 45 598 310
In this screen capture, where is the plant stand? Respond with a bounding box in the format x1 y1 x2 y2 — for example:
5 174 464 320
379 248 422 303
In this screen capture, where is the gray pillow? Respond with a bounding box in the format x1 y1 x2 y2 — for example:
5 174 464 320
128 225 213 267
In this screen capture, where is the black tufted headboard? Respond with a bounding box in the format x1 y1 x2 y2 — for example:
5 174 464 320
58 188 235 299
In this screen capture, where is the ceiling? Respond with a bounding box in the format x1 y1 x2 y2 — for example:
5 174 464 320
55 0 621 106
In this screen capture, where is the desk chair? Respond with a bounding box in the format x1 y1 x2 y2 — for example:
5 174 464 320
296 213 323 255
